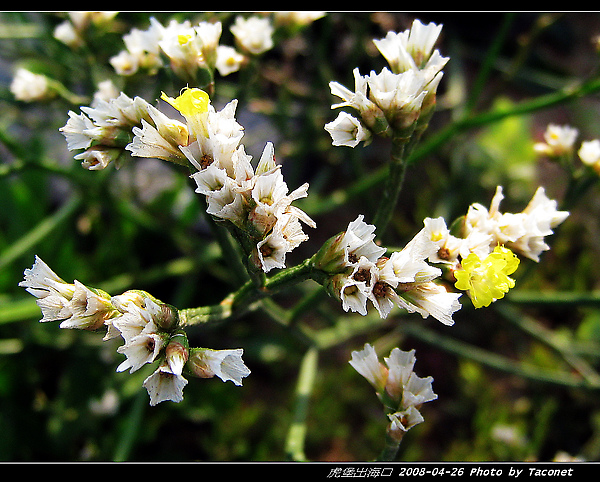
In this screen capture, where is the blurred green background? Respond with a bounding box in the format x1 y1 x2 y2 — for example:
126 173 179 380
2 12 600 462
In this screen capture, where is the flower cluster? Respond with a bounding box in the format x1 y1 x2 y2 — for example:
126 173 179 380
130 87 316 273
325 19 448 147
19 256 250 406
107 14 282 83
314 215 461 325
417 186 569 307
349 343 437 439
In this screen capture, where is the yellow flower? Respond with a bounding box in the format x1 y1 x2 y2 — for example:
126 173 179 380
161 88 210 139
454 245 519 308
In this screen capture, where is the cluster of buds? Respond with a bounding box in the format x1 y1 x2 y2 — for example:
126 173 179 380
325 19 448 148
129 87 316 273
19 256 250 406
349 343 437 440
417 185 569 307
313 215 462 325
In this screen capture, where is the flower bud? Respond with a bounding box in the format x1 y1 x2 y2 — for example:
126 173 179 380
311 232 348 274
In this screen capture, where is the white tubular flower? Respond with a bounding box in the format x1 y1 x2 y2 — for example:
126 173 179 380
81 92 152 129
349 343 388 393
324 111 372 147
19 256 118 331
187 348 251 386
342 215 388 266
388 406 425 435
10 68 52 102
368 258 404 319
143 360 188 406
74 146 122 171
534 124 579 157
230 15 274 55
116 326 167 373
60 111 96 151
257 227 292 272
341 256 378 315
54 20 82 48
110 290 165 343
126 104 189 165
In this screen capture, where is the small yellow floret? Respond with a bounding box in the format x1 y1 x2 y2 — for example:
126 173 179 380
161 88 210 119
454 245 519 308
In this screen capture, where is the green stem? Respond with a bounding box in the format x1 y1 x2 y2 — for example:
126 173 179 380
285 346 319 461
376 433 401 462
304 74 600 217
496 303 600 388
372 137 408 237
398 320 594 389
180 257 318 327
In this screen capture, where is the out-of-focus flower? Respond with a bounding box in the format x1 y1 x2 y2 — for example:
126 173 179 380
230 15 274 55
10 68 54 102
578 139 600 174
215 45 246 76
534 124 579 157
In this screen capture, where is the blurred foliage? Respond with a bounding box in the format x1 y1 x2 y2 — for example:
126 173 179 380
1 11 600 462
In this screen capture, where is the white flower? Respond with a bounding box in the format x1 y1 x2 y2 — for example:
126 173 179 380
341 215 387 266
10 68 51 102
215 45 246 76
534 124 579 156
273 12 326 27
230 15 274 55
116 327 166 373
340 256 378 315
388 406 425 433
374 19 447 75
324 111 371 147
109 50 140 76
187 348 251 386
348 343 388 392
579 139 600 174
74 146 121 170
53 20 82 48
143 361 188 406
